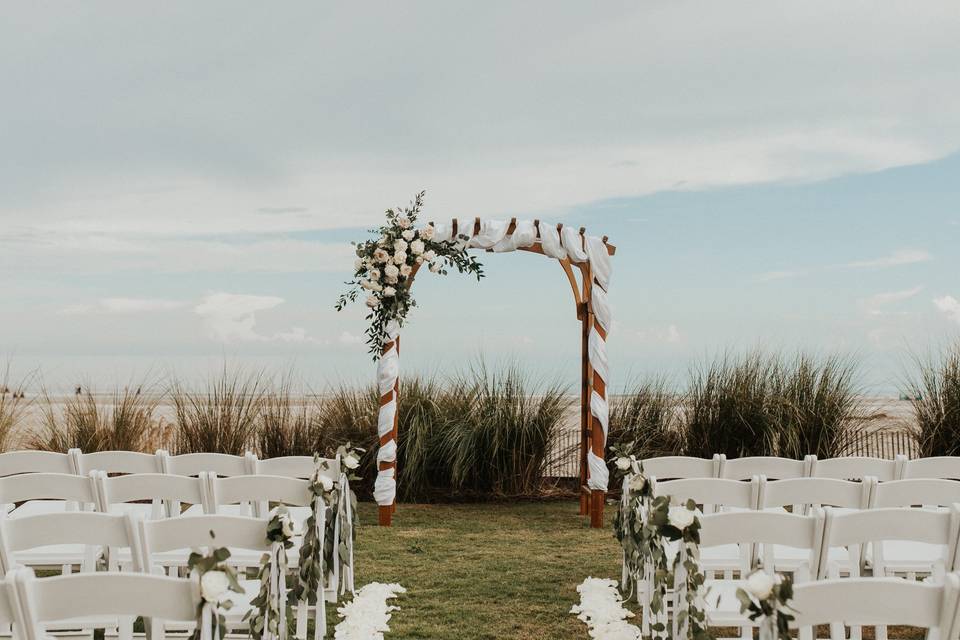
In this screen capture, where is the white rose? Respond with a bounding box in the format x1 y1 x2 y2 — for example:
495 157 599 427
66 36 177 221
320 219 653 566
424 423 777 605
200 570 230 603
383 286 396 297
343 453 360 469
281 516 295 538
365 294 380 308
402 229 415 241
628 473 647 493
393 239 408 253
745 570 775 600
393 251 407 265
668 506 696 530
423 249 436 261
400 264 412 276
353 258 363 270
409 239 425 255
383 264 399 278
397 216 411 229
415 256 424 264
373 248 389 263
360 279 373 290
369 268 380 281
370 281 383 292
615 457 631 471
318 474 334 492
385 275 398 285
429 262 441 273
421 225 435 240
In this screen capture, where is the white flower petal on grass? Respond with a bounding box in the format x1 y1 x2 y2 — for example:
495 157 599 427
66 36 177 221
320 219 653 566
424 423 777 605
334 582 406 640
570 577 641 639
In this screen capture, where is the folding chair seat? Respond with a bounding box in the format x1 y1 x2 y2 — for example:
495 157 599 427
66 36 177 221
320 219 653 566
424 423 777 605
11 569 210 640
788 575 960 640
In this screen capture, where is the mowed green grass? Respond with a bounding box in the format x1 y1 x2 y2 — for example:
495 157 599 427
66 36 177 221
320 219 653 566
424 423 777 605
332 500 628 639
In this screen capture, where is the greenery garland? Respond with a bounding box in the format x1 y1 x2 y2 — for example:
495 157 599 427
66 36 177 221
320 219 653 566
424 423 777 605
612 445 711 640
245 507 295 640
335 191 485 359
294 446 362 607
187 532 245 640
736 569 796 640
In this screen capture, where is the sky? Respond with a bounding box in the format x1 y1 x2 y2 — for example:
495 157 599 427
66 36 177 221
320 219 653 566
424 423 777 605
1 1 959 394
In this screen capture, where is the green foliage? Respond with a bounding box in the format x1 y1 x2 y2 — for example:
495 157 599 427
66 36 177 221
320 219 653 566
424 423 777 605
255 374 326 459
0 363 30 452
907 344 960 457
608 377 684 463
29 381 159 453
171 368 264 455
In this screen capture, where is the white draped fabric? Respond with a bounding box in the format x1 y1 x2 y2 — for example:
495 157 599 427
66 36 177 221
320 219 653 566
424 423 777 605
371 219 614 505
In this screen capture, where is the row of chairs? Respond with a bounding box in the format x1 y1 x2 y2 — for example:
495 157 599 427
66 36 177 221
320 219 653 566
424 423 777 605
642 453 960 482
0 449 329 479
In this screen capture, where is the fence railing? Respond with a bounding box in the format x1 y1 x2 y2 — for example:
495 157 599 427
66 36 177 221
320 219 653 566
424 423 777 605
545 429 922 478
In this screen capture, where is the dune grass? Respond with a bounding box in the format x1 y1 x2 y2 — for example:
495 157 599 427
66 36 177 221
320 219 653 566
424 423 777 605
908 344 960 457
342 500 622 639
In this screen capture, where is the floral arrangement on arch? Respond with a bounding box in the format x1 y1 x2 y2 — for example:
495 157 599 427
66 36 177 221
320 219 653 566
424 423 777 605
612 444 711 640
335 191 484 358
187 533 245 640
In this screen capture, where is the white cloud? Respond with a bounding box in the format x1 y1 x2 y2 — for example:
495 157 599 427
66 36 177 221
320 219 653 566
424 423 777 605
338 331 363 346
60 297 185 315
934 296 960 325
636 324 683 345
860 286 924 316
757 249 933 282
193 292 323 344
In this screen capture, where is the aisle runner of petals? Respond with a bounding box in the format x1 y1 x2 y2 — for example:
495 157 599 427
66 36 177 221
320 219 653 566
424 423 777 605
333 582 407 640
570 577 641 640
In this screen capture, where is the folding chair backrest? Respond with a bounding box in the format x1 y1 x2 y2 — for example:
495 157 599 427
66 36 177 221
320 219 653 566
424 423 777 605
161 452 253 477
651 476 759 510
721 456 809 480
0 473 96 508
812 456 899 481
139 514 271 560
872 479 960 508
256 456 339 480
13 569 200 633
902 458 960 481
96 473 209 514
208 475 312 509
74 451 163 475
0 512 139 574
0 451 76 477
641 455 720 480
820 507 960 579
699 510 824 576
762 477 873 511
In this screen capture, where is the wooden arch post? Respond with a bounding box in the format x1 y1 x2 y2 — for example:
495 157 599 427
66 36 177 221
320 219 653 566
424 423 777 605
376 218 614 528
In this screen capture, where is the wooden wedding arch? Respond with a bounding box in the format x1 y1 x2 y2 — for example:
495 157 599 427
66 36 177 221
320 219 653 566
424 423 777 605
373 217 615 528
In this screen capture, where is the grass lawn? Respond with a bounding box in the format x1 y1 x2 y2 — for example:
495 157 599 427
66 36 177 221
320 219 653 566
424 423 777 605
334 499 626 639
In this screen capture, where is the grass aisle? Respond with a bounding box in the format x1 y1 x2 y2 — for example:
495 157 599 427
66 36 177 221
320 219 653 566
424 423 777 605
343 500 627 639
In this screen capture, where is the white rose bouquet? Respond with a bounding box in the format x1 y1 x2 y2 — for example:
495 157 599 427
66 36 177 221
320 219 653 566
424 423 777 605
736 569 796 640
187 533 245 640
336 191 485 359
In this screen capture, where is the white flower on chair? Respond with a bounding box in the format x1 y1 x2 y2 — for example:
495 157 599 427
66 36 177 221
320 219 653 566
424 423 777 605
667 505 696 530
200 570 230 603
745 570 776 600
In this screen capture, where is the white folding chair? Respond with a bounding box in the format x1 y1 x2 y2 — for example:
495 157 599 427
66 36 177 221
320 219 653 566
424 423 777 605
720 456 812 480
642 455 722 480
12 568 210 640
160 451 257 517
811 456 900 481
872 479 960 511
0 473 100 572
94 472 210 519
818 507 960 582
137 514 323 639
901 457 960 481
252 456 342 543
788 574 960 640
760 477 874 573
1 513 142 639
698 510 825 639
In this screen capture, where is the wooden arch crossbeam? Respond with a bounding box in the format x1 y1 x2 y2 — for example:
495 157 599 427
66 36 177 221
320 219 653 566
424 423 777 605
376 217 615 528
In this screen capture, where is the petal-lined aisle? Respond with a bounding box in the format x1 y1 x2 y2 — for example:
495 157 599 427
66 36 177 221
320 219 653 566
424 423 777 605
334 582 407 640
570 578 641 640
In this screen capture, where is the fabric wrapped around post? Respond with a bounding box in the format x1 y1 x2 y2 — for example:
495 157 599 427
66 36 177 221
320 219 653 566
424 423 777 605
586 234 612 493
374 321 400 507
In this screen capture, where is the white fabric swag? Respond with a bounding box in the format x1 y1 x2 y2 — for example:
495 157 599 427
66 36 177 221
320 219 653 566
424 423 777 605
371 219 613 507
